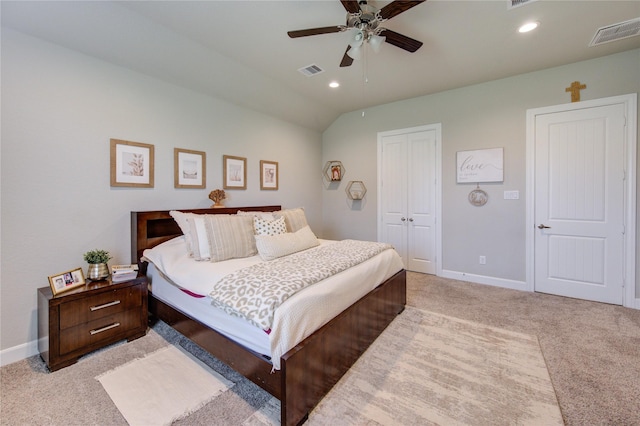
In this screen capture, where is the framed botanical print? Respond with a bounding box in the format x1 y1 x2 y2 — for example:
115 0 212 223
223 155 247 189
260 160 278 190
174 148 206 189
110 139 154 188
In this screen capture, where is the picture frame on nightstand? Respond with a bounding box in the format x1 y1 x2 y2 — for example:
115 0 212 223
48 267 85 296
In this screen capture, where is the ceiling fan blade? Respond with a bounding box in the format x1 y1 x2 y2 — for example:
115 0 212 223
287 26 342 38
340 0 361 14
379 0 426 20
340 47 354 67
380 29 423 52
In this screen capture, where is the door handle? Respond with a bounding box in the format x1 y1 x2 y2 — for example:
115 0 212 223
408 218 414 222
537 224 551 229
401 217 406 222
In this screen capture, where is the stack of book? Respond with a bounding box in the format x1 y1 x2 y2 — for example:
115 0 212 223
111 264 139 283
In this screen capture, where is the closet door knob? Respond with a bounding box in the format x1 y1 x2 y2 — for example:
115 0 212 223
401 217 406 222
408 218 414 222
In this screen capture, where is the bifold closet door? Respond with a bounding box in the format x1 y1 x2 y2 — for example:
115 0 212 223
380 129 437 274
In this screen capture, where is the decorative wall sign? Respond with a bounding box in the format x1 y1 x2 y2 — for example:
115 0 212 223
174 148 206 189
110 139 155 187
456 148 503 183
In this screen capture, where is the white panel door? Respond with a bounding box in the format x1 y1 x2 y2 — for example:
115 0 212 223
407 131 437 273
534 104 625 304
380 129 437 274
380 134 408 262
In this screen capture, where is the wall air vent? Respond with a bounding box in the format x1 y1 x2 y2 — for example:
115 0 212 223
508 0 537 10
589 17 640 46
298 64 325 77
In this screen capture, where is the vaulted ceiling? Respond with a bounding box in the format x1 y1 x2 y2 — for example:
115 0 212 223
3 1 640 131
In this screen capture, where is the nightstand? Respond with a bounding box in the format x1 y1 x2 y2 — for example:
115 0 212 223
38 275 148 371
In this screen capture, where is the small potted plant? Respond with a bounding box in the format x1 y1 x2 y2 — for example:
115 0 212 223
83 249 112 280
208 189 226 208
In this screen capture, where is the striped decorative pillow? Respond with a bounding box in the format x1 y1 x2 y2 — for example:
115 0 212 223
204 214 257 262
274 208 309 233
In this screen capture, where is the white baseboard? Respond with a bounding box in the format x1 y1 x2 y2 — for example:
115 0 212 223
439 269 528 292
0 339 39 368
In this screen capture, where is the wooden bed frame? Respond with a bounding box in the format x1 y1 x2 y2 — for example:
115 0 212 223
131 206 406 426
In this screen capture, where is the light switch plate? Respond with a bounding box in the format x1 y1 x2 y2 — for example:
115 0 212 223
504 190 519 200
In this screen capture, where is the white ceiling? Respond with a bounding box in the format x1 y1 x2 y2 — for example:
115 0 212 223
2 1 640 131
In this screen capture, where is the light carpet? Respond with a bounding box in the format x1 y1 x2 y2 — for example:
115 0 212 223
248 307 563 425
97 344 233 426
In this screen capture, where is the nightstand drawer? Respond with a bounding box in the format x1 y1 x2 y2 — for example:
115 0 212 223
59 286 143 329
59 309 142 355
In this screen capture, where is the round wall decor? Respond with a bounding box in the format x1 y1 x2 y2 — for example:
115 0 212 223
468 188 488 206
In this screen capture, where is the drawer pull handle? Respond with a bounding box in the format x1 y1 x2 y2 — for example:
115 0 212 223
90 300 121 311
90 322 120 335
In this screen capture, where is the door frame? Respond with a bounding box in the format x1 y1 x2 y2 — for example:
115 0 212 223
377 124 443 276
525 94 637 308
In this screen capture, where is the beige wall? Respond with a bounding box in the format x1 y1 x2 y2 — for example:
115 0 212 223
0 30 323 357
322 49 640 292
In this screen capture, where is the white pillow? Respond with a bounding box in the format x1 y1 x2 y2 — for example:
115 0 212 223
254 216 287 236
204 214 257 262
254 226 320 261
170 210 197 257
274 208 309 233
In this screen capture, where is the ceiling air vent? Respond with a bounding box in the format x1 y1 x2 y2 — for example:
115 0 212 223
508 0 537 10
589 17 640 47
298 64 325 77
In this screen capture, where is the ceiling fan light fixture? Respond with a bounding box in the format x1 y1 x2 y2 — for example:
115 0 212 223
369 34 386 53
347 44 363 60
350 30 365 48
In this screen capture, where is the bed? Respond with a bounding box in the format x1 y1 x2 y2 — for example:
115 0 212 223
131 205 406 426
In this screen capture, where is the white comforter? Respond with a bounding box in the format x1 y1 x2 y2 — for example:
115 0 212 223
143 236 404 370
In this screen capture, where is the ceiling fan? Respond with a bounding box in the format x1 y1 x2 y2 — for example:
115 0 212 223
287 0 425 67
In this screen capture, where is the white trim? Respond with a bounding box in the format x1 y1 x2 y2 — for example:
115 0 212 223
1 339 39 367
377 124 443 276
440 269 528 291
526 93 637 309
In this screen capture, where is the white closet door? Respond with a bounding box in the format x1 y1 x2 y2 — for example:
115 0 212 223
380 133 408 264
379 127 438 274
407 130 437 274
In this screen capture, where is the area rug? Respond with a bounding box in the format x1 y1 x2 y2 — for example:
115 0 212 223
247 307 563 425
96 344 233 426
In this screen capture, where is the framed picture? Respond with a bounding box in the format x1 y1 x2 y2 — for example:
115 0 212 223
174 148 206 189
456 147 504 183
260 160 278 190
110 139 155 188
223 155 247 189
48 267 86 296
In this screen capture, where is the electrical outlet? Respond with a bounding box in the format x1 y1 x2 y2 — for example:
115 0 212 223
479 256 486 265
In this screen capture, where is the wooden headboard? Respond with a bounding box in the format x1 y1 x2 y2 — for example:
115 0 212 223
130 205 281 267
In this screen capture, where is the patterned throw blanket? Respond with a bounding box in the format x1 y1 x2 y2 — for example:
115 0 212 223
209 240 393 331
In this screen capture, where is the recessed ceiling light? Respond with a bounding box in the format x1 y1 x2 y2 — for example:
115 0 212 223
329 81 340 88
519 21 540 33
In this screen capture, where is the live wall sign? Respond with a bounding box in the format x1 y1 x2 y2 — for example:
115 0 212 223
456 148 504 183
